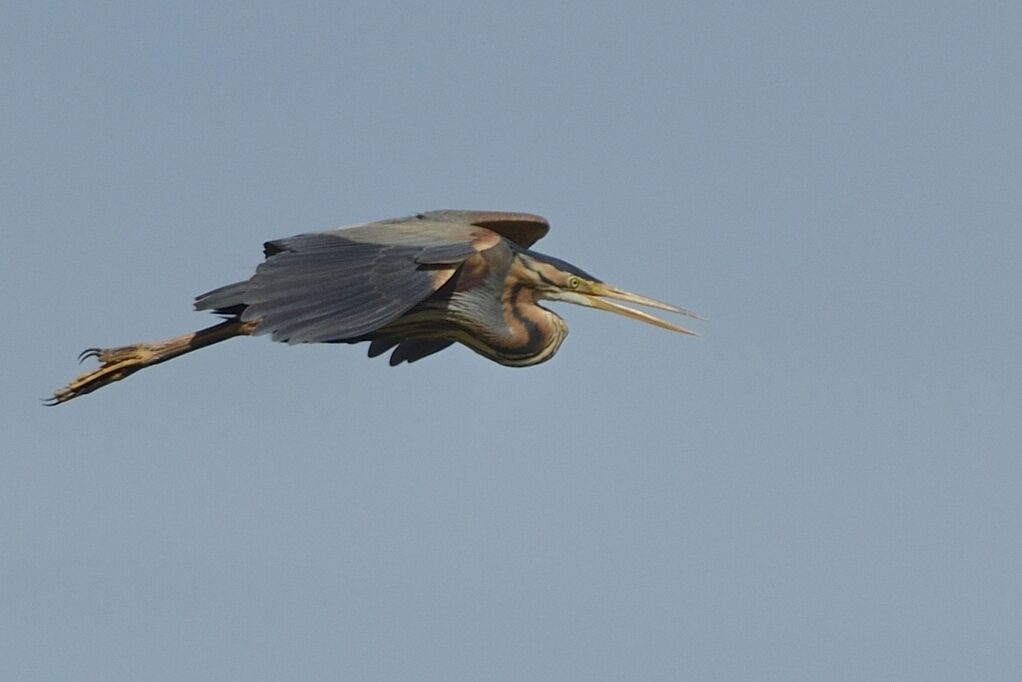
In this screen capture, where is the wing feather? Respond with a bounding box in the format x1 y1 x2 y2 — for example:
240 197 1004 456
195 210 549 345
389 339 454 365
409 210 549 248
235 219 498 343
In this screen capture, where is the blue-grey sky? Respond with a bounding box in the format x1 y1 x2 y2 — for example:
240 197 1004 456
3 2 1020 680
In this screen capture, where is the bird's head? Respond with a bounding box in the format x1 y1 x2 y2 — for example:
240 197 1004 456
516 250 703 335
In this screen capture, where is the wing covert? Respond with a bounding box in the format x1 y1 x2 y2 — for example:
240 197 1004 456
404 210 549 248
236 219 502 343
197 210 547 345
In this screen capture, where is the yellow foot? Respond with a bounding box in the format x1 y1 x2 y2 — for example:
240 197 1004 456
46 344 157 405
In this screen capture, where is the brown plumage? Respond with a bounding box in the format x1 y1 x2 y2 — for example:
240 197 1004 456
48 210 701 405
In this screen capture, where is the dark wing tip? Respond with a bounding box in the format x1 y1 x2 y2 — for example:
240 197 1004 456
263 240 288 258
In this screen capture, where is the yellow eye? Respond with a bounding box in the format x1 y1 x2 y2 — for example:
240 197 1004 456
568 276 582 289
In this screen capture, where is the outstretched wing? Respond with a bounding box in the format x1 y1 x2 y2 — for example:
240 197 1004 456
244 221 503 343
194 210 550 345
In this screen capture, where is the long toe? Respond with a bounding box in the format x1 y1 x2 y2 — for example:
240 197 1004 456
48 345 152 405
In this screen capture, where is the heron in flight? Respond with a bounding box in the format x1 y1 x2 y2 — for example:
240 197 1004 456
48 210 701 404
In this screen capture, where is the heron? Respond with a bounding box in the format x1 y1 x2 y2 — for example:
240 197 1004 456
47 210 701 405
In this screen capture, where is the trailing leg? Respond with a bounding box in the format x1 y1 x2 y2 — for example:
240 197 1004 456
46 318 256 405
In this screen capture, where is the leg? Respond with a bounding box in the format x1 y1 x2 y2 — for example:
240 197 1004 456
46 319 256 405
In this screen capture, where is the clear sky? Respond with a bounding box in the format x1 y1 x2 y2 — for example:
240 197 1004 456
2 2 1020 680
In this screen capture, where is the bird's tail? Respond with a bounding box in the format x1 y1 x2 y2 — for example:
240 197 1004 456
46 318 256 405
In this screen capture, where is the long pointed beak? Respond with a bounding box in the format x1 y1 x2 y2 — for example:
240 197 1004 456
558 283 704 336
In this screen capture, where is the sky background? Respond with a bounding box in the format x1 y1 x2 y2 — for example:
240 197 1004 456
2 2 1020 680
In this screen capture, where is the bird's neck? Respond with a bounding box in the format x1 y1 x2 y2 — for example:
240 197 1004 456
435 255 569 366
486 282 568 366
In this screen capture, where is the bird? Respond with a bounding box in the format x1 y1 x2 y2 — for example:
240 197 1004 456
47 210 701 405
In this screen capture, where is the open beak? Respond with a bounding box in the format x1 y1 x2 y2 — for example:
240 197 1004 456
558 283 704 336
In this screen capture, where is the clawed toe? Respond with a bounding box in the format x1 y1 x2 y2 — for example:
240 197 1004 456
47 344 153 405
47 319 252 405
